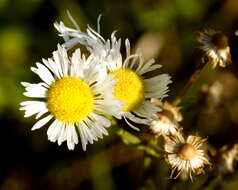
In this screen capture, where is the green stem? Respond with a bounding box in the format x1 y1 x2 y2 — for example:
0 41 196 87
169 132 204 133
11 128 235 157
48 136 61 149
173 58 217 109
114 126 164 158
173 58 211 106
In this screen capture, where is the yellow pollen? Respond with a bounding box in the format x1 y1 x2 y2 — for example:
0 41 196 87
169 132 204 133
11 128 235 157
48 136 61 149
110 68 145 112
178 143 197 161
47 76 94 123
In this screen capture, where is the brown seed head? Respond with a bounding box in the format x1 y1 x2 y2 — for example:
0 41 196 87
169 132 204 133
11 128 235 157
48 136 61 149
179 143 197 161
211 32 229 50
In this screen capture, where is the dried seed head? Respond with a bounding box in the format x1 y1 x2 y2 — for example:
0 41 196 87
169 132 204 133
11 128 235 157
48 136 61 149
150 101 182 137
164 132 211 180
196 28 231 68
151 100 183 123
216 144 238 174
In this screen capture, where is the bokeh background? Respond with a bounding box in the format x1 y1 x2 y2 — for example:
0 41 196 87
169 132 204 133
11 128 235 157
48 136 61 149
1 0 238 189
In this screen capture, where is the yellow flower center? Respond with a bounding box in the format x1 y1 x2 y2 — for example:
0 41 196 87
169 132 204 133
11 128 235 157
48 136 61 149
178 143 197 161
110 68 145 112
47 76 94 123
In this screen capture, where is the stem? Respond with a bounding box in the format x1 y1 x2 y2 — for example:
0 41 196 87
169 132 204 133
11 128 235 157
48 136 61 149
173 58 210 106
115 126 164 158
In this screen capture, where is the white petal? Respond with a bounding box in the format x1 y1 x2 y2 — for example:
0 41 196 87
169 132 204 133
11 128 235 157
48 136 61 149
47 120 63 142
123 112 150 125
20 101 48 118
31 115 53 130
78 123 88 151
31 63 55 85
57 123 67 145
42 58 61 79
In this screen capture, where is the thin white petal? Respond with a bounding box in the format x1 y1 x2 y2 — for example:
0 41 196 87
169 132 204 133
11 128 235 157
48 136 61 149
31 115 53 130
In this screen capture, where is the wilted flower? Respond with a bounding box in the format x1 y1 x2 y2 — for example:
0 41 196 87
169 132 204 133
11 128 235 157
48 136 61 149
54 13 172 130
150 101 182 137
216 144 238 174
54 13 121 64
164 131 211 180
196 28 231 68
20 45 122 150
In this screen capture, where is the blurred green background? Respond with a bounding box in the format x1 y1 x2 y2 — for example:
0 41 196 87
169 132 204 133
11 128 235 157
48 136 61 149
1 0 238 189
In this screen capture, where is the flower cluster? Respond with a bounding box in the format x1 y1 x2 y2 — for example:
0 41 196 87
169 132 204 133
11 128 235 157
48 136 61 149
20 12 216 181
151 27 233 180
20 13 171 150
149 101 211 180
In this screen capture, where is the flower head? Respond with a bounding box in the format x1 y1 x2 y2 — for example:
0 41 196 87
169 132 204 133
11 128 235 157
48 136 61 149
196 28 231 68
106 40 172 130
216 144 238 175
150 101 182 137
54 14 172 130
20 45 122 150
164 131 211 180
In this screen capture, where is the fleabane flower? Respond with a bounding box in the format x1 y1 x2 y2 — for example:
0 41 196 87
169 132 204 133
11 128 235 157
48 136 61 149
196 28 231 68
54 14 172 130
104 40 172 129
20 45 122 150
164 131 211 180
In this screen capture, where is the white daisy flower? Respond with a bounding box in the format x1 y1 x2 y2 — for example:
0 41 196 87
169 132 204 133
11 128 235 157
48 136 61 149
20 45 122 150
164 132 211 180
54 13 172 130
104 40 172 130
196 28 231 68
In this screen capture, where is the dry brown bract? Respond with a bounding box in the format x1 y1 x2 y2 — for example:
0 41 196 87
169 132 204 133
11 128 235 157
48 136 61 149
196 28 231 68
164 131 211 180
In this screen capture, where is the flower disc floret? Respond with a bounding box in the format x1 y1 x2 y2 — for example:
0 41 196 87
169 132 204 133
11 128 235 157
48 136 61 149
47 76 94 123
178 143 197 161
110 68 145 112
